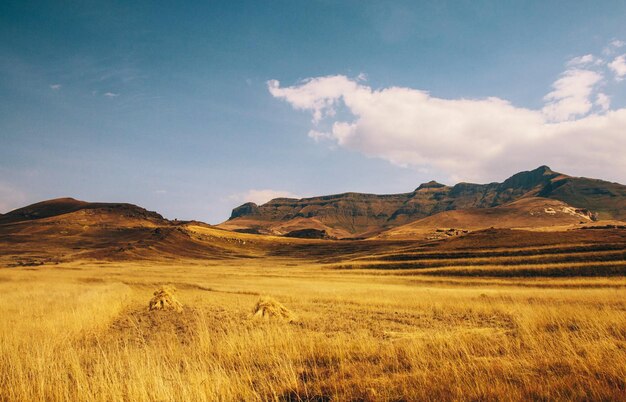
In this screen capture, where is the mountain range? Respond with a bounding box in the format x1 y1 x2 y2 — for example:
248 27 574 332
0 166 624 247
219 166 626 238
0 165 625 266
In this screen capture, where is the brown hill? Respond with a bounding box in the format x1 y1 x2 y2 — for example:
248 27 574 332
0 197 165 225
376 197 599 240
1 197 380 265
0 198 236 264
221 166 626 238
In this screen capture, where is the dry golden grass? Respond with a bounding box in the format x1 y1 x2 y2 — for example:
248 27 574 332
149 286 183 312
0 260 625 401
252 296 297 322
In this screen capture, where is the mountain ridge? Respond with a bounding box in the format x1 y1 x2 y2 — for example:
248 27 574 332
221 166 626 238
1 166 624 241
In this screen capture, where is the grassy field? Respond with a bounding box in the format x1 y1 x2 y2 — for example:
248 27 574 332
1 257 625 401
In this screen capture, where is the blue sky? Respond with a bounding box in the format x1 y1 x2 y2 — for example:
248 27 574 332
1 1 625 222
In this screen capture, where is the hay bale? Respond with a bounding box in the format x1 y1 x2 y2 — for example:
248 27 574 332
252 296 296 322
149 286 183 313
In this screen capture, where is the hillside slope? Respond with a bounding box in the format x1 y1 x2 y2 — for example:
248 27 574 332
0 197 165 225
1 196 625 277
0 198 254 264
376 197 600 240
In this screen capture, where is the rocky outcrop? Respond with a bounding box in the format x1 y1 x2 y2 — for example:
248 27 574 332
230 202 260 219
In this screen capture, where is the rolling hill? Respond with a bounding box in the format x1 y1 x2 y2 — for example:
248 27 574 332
0 198 255 264
0 197 408 265
0 197 165 225
376 197 597 240
1 194 625 278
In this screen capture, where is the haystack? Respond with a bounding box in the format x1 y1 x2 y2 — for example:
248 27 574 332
252 296 296 322
149 286 183 313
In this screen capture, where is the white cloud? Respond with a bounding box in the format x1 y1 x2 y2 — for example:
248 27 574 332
566 54 601 67
595 93 610 111
608 54 626 81
603 39 626 55
103 92 119 97
50 84 61 90
268 67 626 182
268 76 359 123
229 189 301 205
542 69 602 122
308 130 333 142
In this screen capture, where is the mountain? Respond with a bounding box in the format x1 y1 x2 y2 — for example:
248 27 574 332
221 166 626 238
1 193 624 268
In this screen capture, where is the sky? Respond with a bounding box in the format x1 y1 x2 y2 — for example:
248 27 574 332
1 0 626 223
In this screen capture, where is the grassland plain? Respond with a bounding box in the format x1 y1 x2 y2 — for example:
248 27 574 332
1 257 625 401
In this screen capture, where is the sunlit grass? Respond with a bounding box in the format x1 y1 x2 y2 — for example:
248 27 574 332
0 262 625 401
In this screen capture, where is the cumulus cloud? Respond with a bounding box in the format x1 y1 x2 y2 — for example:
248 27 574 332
608 54 626 81
603 40 625 56
268 76 359 123
50 84 61 90
229 189 301 205
268 47 626 182
542 69 603 122
595 93 611 111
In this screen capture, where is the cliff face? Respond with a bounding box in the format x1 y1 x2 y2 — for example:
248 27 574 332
223 166 626 238
228 193 412 236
